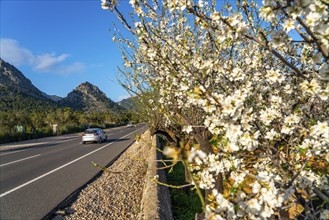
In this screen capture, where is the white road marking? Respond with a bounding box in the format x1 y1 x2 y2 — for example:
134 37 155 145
0 154 41 167
0 149 27 156
0 128 144 198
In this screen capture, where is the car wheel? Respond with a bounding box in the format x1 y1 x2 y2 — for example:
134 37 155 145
98 138 102 144
82 141 86 144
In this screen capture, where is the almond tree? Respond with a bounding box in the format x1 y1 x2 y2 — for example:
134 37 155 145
102 0 329 219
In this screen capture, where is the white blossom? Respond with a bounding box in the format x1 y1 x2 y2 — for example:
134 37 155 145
105 0 329 218
265 129 278 140
182 125 193 134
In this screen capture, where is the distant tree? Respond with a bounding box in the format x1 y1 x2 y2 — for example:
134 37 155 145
30 111 47 130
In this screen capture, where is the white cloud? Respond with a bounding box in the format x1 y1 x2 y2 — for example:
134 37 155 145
56 62 86 75
0 38 34 66
0 38 85 75
33 53 70 72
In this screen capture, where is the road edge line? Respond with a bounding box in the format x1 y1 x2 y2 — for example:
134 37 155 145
0 154 41 168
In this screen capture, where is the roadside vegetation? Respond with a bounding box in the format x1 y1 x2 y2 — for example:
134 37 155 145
104 0 329 219
159 135 203 219
0 94 141 144
166 161 202 220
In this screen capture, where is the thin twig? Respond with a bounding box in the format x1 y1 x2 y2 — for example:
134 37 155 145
313 187 329 203
152 179 193 189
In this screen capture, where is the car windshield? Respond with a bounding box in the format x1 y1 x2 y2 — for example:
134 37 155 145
85 129 98 134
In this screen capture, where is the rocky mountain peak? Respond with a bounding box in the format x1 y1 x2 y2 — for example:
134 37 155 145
0 58 45 99
0 59 125 113
75 82 105 97
60 82 124 112
1 58 31 85
77 81 97 91
0 58 4 66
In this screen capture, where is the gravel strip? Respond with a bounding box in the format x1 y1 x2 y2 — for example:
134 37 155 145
61 131 152 220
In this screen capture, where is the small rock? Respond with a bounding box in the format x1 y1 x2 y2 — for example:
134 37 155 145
65 207 75 215
55 210 66 216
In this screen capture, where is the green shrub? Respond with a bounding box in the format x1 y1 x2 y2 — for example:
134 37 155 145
166 162 202 220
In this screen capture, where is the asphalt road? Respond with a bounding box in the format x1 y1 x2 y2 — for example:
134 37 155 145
0 124 146 220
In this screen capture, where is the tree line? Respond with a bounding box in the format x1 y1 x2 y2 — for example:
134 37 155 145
0 94 140 144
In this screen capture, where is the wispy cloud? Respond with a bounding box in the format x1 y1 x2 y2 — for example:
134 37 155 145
33 53 70 72
0 38 34 66
0 38 85 75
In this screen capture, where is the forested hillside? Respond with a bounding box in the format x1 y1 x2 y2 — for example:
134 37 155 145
0 59 140 144
0 87 58 112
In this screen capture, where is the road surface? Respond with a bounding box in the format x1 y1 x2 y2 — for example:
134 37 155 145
0 124 146 220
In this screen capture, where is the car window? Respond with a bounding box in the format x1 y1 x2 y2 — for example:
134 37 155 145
85 129 98 134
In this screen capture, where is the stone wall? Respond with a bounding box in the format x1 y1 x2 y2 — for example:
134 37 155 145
139 134 174 220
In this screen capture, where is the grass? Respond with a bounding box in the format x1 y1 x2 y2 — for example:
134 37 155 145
166 162 203 220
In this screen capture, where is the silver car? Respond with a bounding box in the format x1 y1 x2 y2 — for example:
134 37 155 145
81 128 107 144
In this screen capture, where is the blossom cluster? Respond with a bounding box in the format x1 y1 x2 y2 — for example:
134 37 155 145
104 0 329 219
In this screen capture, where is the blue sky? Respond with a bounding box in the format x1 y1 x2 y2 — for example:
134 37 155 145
0 0 132 102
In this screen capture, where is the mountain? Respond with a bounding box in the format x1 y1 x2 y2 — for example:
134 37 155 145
60 82 125 113
0 58 59 112
0 58 126 113
42 92 63 102
117 97 138 110
0 58 47 100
